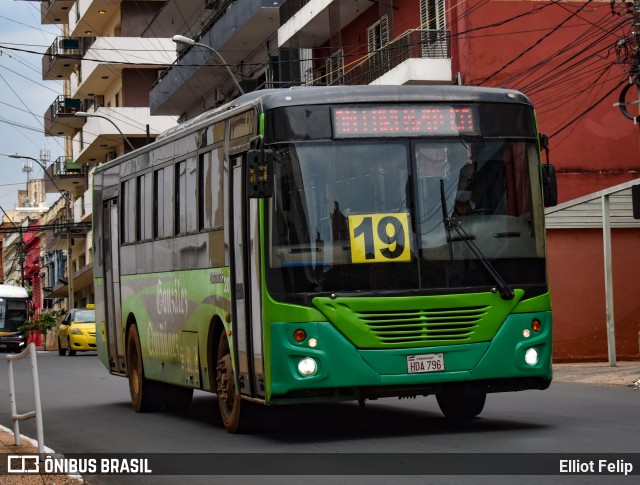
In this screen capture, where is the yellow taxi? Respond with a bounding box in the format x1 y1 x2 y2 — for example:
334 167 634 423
58 305 96 356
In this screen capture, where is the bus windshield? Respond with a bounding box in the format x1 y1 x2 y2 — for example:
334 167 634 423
0 297 28 333
266 138 546 301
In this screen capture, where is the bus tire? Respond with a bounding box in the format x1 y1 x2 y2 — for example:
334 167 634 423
436 392 486 420
127 324 162 412
215 332 242 432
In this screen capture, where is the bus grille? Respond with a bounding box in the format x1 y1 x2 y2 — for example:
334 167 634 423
356 306 488 345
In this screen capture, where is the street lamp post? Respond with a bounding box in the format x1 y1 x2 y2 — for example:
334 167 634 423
74 112 136 152
172 35 245 96
5 154 75 310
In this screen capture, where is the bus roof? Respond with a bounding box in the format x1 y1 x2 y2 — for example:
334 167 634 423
0 284 29 299
157 85 532 141
244 85 532 111
96 85 533 174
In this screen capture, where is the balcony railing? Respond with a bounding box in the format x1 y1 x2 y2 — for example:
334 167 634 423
50 95 84 118
50 156 83 177
46 36 80 60
336 30 450 86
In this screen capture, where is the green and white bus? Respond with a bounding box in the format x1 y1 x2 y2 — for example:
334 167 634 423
94 85 555 432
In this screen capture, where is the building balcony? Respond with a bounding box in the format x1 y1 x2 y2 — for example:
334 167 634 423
40 0 74 25
72 261 94 293
46 278 69 299
68 0 119 37
71 37 175 98
72 107 177 164
45 156 86 196
278 0 361 48
44 96 86 137
42 36 82 81
149 0 282 116
73 186 93 224
329 30 452 86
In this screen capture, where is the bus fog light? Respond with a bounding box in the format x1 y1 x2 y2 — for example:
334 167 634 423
522 329 531 338
308 338 318 348
524 347 539 366
297 357 318 376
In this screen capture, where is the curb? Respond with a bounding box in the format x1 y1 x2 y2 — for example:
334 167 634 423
0 424 83 482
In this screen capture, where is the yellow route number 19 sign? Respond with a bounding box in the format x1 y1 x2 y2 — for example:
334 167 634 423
348 213 411 264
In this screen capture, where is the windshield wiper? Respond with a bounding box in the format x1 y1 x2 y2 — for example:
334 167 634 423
439 180 515 300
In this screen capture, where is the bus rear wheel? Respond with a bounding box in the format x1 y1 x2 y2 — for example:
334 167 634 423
436 392 486 420
215 332 242 432
127 325 162 412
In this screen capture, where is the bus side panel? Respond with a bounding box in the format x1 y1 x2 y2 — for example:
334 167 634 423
118 268 231 389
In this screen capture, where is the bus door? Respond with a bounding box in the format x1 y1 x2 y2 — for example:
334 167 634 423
230 153 264 399
102 198 126 374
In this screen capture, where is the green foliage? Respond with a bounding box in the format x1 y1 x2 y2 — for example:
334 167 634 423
20 309 66 335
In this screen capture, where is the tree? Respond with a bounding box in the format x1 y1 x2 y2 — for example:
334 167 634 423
20 310 66 351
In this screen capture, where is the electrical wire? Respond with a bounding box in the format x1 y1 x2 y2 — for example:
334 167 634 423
477 1 596 86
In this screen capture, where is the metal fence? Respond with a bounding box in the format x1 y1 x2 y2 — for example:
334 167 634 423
338 30 450 86
5 343 44 453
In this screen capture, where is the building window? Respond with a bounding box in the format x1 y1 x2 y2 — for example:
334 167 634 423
367 15 390 75
326 49 344 85
368 15 389 53
420 0 447 58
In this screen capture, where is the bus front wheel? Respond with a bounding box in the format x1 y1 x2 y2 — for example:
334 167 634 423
127 325 162 412
436 392 486 420
215 332 242 432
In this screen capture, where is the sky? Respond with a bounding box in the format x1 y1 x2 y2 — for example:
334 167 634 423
0 0 66 216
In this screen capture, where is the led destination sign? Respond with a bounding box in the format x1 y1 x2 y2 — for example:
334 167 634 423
333 106 478 137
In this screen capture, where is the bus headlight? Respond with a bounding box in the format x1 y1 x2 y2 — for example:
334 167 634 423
524 347 539 366
297 357 318 376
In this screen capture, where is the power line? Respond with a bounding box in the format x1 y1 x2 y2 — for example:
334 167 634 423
549 78 626 138
478 1 595 86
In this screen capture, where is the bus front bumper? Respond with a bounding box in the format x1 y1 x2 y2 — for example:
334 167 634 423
268 312 552 404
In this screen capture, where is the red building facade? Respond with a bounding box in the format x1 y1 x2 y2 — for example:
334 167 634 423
23 223 43 347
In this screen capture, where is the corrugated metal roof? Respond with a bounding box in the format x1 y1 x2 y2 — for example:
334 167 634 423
545 178 640 229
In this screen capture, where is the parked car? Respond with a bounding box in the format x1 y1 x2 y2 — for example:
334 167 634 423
58 305 96 356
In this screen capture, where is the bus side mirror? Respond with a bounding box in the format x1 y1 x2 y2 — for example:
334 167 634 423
246 146 273 198
542 164 557 207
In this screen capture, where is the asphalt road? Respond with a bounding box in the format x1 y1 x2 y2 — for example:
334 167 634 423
1 351 638 484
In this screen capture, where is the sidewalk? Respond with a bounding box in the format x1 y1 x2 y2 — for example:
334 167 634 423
552 360 640 387
0 361 638 483
0 424 81 484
